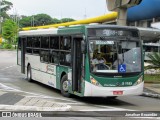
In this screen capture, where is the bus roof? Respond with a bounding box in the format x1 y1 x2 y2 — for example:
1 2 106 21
19 28 58 36
19 25 138 37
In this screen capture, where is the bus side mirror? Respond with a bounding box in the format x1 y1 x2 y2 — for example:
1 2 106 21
81 40 86 53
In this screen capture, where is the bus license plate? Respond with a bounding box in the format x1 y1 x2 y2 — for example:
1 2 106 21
113 91 123 95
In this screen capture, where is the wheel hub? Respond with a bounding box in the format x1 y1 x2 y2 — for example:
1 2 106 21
63 80 68 92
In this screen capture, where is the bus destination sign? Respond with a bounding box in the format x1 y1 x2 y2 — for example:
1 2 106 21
88 28 138 37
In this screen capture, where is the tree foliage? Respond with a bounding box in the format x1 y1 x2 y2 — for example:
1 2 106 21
60 18 75 23
2 19 18 44
52 18 61 24
19 14 54 27
19 14 75 27
19 16 32 28
145 52 160 70
33 14 54 26
0 0 13 20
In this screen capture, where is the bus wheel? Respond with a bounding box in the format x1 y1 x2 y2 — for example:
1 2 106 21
60 75 70 97
27 65 32 82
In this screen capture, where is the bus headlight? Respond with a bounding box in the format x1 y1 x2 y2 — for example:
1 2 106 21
90 77 102 87
134 75 143 85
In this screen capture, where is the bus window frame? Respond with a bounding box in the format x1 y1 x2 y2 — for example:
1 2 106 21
59 35 72 67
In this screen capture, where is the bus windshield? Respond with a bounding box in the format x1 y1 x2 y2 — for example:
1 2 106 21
89 38 142 73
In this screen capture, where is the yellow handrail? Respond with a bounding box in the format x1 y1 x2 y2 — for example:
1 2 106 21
21 12 117 31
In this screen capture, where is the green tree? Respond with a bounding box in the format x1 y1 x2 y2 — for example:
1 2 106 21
0 0 13 20
52 18 61 24
19 14 76 28
146 52 160 70
19 14 55 27
19 16 32 28
2 19 18 44
60 18 75 23
34 14 54 26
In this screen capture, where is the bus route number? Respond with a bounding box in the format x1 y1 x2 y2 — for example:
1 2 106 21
122 82 132 86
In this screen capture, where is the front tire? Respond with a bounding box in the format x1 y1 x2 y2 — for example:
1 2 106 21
60 75 70 97
27 65 32 82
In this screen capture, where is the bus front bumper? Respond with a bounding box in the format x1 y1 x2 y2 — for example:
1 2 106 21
84 81 144 97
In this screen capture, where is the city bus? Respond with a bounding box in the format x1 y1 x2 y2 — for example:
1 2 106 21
17 25 144 97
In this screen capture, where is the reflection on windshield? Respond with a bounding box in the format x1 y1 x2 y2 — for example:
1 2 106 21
89 40 141 73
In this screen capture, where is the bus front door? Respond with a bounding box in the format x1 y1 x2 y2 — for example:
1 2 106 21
21 38 26 74
72 37 83 93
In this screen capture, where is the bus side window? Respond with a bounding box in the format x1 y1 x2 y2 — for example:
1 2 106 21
18 38 21 50
32 37 40 55
50 51 59 64
50 36 59 49
64 37 71 50
60 37 71 50
59 36 71 66
59 52 71 66
26 37 33 54
33 37 40 48
27 37 33 47
41 37 49 48
40 50 50 63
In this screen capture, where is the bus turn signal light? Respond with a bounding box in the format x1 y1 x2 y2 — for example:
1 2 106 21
90 77 102 87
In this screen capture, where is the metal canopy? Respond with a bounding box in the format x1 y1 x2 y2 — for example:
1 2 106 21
137 27 160 42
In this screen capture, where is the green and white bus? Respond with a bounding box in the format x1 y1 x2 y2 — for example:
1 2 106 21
17 25 144 97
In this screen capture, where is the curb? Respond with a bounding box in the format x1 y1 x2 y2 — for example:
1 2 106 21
142 92 160 99
0 104 71 111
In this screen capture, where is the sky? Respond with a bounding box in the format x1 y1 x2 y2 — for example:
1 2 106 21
8 0 109 20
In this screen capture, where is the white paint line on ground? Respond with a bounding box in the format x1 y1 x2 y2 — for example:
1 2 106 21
0 91 6 96
0 104 71 111
131 117 160 119
0 83 20 92
0 83 81 103
92 104 135 111
79 108 133 111
0 65 16 71
60 102 84 105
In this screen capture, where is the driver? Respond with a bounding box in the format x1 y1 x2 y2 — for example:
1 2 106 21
91 53 106 71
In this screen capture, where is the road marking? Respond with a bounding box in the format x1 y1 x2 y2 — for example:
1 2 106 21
0 104 71 111
79 109 128 111
0 91 6 96
78 104 135 111
0 83 20 91
0 65 16 71
0 83 81 103
0 83 146 112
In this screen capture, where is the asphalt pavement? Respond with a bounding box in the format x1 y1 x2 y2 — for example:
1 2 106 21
0 82 159 111
143 83 160 99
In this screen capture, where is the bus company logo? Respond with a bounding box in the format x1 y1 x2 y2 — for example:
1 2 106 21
2 112 12 117
46 65 54 73
116 82 121 86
